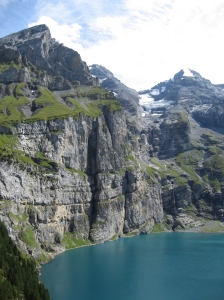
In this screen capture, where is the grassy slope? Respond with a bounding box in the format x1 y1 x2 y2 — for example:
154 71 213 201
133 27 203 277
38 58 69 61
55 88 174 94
0 82 122 125
0 61 22 73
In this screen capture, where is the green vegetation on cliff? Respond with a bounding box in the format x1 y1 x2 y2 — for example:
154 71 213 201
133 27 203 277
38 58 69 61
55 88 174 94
62 232 91 249
0 94 28 123
0 221 50 300
151 223 165 233
0 134 59 173
176 150 203 185
202 154 224 191
149 157 188 186
0 62 23 73
174 111 188 124
200 221 224 233
0 82 122 126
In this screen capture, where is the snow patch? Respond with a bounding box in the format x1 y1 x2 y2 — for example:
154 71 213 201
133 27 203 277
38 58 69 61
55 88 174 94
139 94 174 116
139 94 154 105
99 78 107 83
191 104 212 113
161 86 166 92
150 89 160 96
182 68 194 77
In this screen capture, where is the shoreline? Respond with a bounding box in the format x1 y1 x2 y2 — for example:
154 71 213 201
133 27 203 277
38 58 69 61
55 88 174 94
39 220 224 269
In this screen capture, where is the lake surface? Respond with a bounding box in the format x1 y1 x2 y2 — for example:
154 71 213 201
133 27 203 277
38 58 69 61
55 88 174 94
40 232 224 300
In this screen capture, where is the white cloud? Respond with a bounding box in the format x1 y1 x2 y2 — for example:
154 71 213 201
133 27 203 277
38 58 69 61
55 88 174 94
34 0 117 24
28 0 224 90
82 0 224 89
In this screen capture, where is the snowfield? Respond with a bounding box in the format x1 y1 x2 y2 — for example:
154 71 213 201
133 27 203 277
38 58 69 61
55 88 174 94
139 93 174 115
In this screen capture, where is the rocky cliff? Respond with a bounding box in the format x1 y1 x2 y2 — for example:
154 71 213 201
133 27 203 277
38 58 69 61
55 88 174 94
0 24 98 88
0 26 224 263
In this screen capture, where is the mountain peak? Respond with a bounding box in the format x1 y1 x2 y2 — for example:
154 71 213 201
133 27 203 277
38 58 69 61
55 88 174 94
0 24 51 46
181 68 194 77
172 69 204 83
0 24 98 87
138 67 224 117
89 64 114 79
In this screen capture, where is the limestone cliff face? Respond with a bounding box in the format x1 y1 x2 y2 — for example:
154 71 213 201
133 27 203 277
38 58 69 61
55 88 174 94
15 110 126 173
0 110 164 259
146 109 191 159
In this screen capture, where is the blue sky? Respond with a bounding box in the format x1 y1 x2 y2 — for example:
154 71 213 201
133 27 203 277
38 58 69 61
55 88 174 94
1 0 224 90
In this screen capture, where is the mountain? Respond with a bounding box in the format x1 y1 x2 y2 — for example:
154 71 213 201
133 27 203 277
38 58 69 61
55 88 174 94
139 68 224 128
0 25 224 264
90 64 140 116
0 24 97 87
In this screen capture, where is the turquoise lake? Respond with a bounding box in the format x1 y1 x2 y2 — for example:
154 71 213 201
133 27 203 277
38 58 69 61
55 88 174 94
40 232 224 300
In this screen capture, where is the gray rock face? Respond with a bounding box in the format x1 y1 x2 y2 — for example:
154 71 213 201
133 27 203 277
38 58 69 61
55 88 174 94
0 44 31 83
146 109 191 159
0 112 164 256
0 24 98 87
193 105 224 128
0 44 21 63
124 181 163 233
0 66 31 83
162 185 192 215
